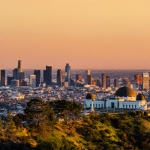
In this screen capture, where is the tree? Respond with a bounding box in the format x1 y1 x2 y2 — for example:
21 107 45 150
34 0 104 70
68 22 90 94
5 110 16 133
24 98 55 125
49 100 82 123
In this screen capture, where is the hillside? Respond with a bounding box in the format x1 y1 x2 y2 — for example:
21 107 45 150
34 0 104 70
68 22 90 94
0 111 150 150
0 99 150 150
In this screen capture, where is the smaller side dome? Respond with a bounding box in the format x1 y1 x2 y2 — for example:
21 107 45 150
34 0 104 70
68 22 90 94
86 93 95 100
136 94 145 101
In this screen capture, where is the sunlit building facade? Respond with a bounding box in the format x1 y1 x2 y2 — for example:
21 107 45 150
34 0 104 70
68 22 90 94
142 73 149 90
84 87 147 111
65 63 71 85
29 75 36 88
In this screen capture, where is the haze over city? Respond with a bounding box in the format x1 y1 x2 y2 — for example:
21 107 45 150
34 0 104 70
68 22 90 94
1 0 150 69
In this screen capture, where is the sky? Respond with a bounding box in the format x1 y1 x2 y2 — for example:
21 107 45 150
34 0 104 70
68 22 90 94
1 0 150 69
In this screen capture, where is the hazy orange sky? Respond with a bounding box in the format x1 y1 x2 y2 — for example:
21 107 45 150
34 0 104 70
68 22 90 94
1 0 150 69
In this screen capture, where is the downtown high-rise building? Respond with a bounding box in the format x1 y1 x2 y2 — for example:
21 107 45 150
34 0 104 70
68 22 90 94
65 63 71 85
142 73 149 90
43 65 52 86
87 75 92 85
102 73 106 89
106 76 110 88
34 70 40 87
17 60 23 80
1 70 5 86
57 69 62 86
85 70 90 84
18 60 23 72
13 68 18 79
29 75 36 88
13 60 24 86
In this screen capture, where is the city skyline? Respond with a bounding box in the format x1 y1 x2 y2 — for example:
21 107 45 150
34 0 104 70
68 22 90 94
0 60 150 93
1 0 150 69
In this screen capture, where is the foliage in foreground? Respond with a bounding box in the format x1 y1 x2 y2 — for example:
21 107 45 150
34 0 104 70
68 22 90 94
0 99 150 150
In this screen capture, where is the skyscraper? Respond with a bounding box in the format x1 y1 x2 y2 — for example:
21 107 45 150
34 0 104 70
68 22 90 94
17 60 22 80
87 75 92 85
34 70 40 87
18 60 23 72
85 70 90 84
13 60 24 86
43 65 52 86
29 75 36 88
102 73 106 89
1 70 5 86
57 69 62 86
142 73 149 90
65 63 70 85
13 68 18 79
19 72 24 80
106 76 110 88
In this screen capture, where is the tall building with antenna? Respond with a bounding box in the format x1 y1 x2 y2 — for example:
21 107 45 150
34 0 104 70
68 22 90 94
65 63 71 85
